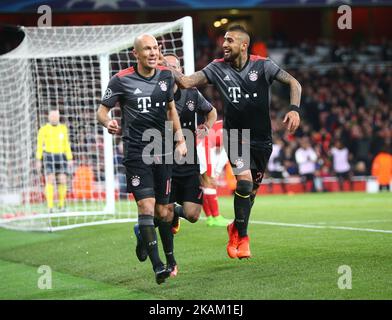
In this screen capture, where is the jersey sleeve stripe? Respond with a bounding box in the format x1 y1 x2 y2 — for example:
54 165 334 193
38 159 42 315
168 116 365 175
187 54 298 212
116 66 135 77
272 67 281 79
250 55 267 61
157 65 170 71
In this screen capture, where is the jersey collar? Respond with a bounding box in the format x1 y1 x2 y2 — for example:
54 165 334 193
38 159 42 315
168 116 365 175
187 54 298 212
134 64 157 81
229 54 250 73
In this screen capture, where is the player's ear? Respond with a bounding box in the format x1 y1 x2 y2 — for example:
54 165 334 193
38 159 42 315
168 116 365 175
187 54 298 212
242 42 248 52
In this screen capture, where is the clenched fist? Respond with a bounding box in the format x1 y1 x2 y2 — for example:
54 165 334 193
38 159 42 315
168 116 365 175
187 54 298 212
107 119 121 135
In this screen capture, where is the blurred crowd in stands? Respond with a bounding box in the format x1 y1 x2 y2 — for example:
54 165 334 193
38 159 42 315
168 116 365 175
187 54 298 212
193 27 392 190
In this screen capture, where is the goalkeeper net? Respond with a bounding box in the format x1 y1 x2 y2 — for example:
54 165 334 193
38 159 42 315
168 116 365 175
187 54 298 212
0 17 194 232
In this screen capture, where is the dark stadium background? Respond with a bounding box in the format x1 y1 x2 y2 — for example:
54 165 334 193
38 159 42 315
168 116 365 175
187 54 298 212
1 0 391 194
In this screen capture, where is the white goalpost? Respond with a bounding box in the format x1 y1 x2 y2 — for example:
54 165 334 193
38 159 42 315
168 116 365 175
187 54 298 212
0 17 194 232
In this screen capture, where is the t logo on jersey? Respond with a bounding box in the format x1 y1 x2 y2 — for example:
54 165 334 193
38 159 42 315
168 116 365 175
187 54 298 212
228 87 241 103
138 97 151 113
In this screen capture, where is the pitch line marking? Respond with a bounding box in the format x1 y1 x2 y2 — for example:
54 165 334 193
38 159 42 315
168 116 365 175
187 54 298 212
306 219 392 225
249 220 392 234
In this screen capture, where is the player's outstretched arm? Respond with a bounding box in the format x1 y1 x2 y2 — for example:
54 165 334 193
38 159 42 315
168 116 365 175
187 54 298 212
275 69 302 134
159 53 208 89
275 69 302 107
174 70 209 89
97 104 121 135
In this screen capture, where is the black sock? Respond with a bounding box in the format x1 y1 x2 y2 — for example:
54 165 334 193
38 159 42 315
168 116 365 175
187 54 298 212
234 194 251 238
174 203 187 220
158 219 176 266
153 217 161 228
246 193 257 229
138 214 163 271
234 180 253 238
250 193 256 209
250 183 259 209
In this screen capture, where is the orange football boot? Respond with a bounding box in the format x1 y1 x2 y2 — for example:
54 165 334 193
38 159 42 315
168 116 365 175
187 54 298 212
171 216 180 235
226 222 239 258
237 235 251 259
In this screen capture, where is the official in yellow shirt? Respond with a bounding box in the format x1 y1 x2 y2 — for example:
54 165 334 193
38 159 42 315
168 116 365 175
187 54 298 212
36 110 73 212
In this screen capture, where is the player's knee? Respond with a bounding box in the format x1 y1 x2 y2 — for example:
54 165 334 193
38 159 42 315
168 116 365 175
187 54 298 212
155 206 167 219
167 204 174 216
235 180 253 196
186 206 201 223
137 198 155 215
155 204 171 222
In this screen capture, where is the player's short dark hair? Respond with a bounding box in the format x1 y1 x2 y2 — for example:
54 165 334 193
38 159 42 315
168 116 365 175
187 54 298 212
227 24 249 36
163 52 182 67
163 52 181 61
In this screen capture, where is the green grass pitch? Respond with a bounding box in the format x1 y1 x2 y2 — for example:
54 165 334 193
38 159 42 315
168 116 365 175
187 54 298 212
1 192 391 300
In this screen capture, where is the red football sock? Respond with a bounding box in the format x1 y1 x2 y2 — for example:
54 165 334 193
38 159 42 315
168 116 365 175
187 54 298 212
202 193 211 217
204 188 219 217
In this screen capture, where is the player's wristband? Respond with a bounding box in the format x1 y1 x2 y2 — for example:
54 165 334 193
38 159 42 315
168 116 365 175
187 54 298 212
288 104 300 113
